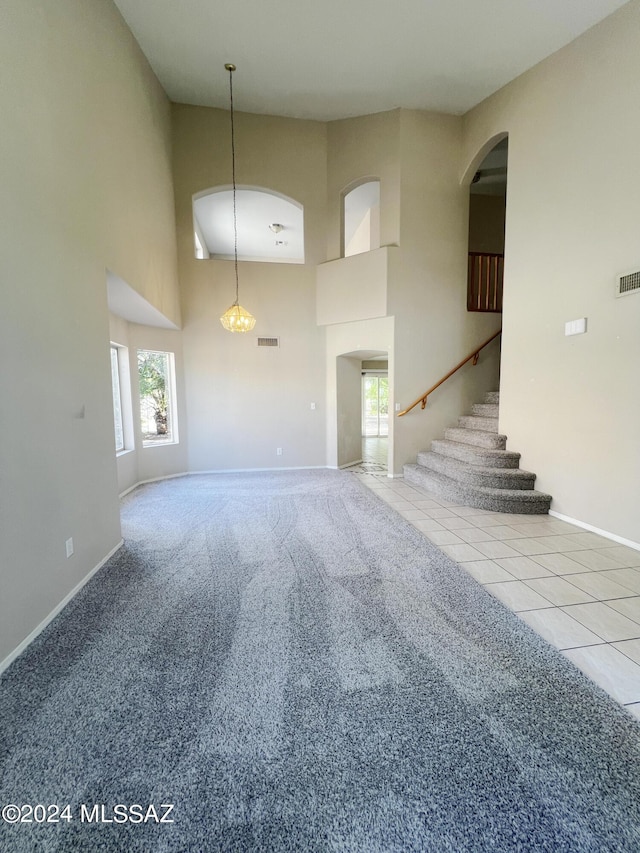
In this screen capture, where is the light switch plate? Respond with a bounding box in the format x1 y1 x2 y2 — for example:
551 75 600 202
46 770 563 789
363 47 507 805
565 318 587 336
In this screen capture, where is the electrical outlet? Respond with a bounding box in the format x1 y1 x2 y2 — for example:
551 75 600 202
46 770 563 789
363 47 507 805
65 537 74 558
276 447 283 456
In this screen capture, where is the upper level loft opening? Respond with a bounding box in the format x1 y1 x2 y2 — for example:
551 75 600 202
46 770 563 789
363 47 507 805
342 179 380 258
193 186 304 264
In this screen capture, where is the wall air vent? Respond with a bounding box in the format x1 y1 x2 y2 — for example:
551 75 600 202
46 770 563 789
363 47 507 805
616 269 640 297
257 337 280 347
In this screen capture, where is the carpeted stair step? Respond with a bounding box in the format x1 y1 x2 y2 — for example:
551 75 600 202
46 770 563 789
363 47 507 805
416 451 536 490
471 403 499 418
403 464 552 514
445 427 507 450
431 439 520 469
458 415 500 432
484 391 500 405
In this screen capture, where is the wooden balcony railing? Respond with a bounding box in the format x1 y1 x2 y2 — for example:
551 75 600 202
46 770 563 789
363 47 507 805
396 330 501 417
468 252 503 312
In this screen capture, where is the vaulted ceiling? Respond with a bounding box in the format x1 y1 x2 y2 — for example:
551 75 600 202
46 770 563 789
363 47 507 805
113 0 629 120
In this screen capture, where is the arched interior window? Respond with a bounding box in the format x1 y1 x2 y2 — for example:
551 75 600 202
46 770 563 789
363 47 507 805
193 186 304 264
343 180 380 257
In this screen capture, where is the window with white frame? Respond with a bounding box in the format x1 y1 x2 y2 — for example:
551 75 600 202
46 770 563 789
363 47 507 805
110 345 125 452
110 342 134 454
137 349 178 446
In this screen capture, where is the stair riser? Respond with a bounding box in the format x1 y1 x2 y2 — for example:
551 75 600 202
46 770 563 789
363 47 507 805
458 416 499 433
403 465 551 514
416 452 535 490
431 440 520 469
445 428 507 450
471 404 499 418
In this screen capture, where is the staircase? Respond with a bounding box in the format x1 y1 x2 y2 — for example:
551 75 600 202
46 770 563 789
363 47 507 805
404 392 552 514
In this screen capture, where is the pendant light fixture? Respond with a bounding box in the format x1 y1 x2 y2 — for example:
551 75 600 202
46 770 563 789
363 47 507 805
220 63 256 333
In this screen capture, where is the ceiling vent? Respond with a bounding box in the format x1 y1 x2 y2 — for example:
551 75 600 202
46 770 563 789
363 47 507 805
257 337 279 347
616 269 640 298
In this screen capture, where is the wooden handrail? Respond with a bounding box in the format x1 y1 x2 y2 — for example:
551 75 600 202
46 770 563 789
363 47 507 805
396 330 501 417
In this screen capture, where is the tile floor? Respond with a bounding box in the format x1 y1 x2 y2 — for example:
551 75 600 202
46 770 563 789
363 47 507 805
351 468 640 721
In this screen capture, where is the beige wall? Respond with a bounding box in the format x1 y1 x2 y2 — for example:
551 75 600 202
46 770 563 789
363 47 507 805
172 105 327 472
0 0 180 667
463 0 640 543
392 110 501 474
327 111 401 260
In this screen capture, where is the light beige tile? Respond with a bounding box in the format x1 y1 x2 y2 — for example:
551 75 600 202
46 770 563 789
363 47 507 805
523 576 595 606
455 527 498 544
495 514 549 525
607 597 640 623
440 543 487 562
561 532 614 550
386 500 416 511
561 602 640 642
462 560 515 584
564 550 627 571
563 645 640 704
534 535 591 552
484 525 526 540
463 514 512 528
518 608 603 650
424 507 457 519
397 509 430 520
433 498 461 508
452 506 489 517
485 581 552 612
410 500 442 509
530 553 588 575
494 556 553 580
625 703 640 722
506 538 562 556
439 516 479 530
472 540 524 560
376 491 401 503
600 568 640 594
612 639 640 666
539 520 584 535
596 547 640 569
425 531 465 546
413 518 446 533
563 572 637 601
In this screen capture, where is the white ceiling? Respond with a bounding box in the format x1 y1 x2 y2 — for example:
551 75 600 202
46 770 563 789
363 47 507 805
113 0 629 120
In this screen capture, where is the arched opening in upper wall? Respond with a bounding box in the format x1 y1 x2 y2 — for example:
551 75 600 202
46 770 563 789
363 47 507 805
342 178 380 258
193 186 305 264
462 134 508 314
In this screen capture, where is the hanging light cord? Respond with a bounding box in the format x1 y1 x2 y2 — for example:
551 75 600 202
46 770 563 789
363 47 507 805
227 63 239 305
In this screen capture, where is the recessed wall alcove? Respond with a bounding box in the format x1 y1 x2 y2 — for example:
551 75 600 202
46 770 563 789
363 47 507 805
193 186 304 264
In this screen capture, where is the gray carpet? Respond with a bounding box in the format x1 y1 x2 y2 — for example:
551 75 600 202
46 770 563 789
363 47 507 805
1 470 640 852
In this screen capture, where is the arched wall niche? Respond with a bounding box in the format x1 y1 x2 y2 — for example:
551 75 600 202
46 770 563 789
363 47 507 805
340 177 381 258
192 185 305 264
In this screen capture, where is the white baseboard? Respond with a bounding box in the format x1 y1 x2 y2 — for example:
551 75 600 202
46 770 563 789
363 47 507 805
549 511 640 552
0 540 124 677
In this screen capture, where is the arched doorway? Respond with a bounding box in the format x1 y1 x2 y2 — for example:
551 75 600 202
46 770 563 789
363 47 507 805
336 349 389 474
466 136 508 313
